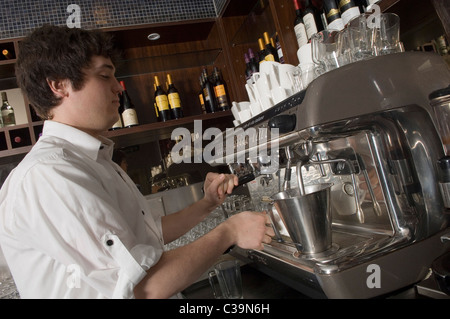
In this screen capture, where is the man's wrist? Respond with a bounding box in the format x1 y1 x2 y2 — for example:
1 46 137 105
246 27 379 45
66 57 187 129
199 197 220 212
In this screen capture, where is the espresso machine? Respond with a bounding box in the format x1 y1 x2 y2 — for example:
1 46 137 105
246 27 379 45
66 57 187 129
210 52 450 298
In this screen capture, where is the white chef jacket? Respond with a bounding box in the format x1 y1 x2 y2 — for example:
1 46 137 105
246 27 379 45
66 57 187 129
0 121 165 299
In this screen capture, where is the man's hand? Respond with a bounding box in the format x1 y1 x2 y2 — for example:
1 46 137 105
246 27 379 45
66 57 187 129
202 172 238 208
224 211 275 250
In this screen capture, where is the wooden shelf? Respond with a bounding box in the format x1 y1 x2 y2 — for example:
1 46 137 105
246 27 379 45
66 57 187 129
103 110 234 148
115 49 223 78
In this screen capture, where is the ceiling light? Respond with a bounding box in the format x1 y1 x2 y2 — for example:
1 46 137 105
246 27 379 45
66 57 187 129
147 33 161 41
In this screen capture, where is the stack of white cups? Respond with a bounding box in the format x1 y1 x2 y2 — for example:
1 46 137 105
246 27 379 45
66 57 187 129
231 61 302 126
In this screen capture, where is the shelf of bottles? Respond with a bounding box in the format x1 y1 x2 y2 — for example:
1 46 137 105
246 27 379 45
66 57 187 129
105 65 233 149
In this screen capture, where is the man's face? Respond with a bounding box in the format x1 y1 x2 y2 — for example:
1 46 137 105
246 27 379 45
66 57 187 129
56 55 123 136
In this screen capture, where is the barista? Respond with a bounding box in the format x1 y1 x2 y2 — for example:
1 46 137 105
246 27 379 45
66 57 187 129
0 25 275 299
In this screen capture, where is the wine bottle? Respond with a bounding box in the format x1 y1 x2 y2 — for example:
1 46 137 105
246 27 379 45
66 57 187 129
312 0 328 31
198 76 207 114
337 0 361 25
166 74 183 119
302 0 324 40
110 92 123 130
154 75 171 122
294 0 308 48
248 48 259 73
274 33 285 64
244 53 253 81
258 38 266 64
1 92 16 127
263 32 279 62
119 81 139 128
213 67 230 111
10 129 32 149
323 0 345 30
201 69 218 113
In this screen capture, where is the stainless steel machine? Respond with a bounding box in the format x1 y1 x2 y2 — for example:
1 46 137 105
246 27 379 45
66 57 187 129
209 52 450 298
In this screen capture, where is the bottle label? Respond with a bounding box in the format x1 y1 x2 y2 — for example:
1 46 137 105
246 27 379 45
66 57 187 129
214 85 226 98
338 0 353 10
326 8 340 22
327 18 345 31
156 95 170 111
122 108 138 127
303 13 318 39
265 54 275 62
111 117 123 129
341 6 360 25
168 93 181 109
294 23 308 48
1 110 15 126
203 88 211 101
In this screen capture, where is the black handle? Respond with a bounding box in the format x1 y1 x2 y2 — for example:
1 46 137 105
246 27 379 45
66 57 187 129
237 173 256 187
268 114 297 134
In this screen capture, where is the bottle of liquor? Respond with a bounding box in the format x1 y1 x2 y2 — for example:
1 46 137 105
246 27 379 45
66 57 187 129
213 67 230 111
337 0 361 25
323 0 345 30
198 76 207 114
312 0 328 31
10 129 32 149
258 38 268 64
1 92 16 127
248 48 259 72
110 92 123 130
166 74 183 119
244 53 253 81
263 32 279 62
302 0 324 40
293 0 308 48
119 81 139 128
201 69 218 113
154 75 171 122
274 33 285 64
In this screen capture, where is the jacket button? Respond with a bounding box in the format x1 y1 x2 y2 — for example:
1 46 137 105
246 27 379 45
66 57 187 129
106 239 114 246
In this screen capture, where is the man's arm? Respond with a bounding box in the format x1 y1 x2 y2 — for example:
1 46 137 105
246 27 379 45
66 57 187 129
134 211 273 299
160 173 238 244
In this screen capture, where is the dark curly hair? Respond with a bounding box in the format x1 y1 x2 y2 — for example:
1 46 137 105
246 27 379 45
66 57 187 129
15 24 120 120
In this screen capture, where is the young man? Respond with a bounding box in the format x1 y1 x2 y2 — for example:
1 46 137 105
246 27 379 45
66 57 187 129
0 25 274 299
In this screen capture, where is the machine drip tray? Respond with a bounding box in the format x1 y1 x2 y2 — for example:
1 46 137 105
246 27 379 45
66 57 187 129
262 228 404 274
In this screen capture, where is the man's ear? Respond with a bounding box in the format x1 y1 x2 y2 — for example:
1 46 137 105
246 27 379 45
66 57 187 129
46 78 70 98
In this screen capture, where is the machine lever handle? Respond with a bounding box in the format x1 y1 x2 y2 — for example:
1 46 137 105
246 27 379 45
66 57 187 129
268 114 297 134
